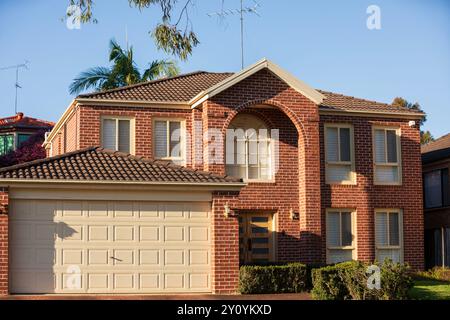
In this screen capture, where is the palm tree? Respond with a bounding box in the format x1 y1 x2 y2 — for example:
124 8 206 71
69 39 179 95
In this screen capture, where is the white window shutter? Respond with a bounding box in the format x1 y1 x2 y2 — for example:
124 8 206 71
374 129 386 163
327 212 340 247
328 249 353 264
375 166 398 183
375 212 388 246
326 127 338 162
154 121 167 158
102 119 117 150
327 164 352 183
169 121 181 157
118 120 130 153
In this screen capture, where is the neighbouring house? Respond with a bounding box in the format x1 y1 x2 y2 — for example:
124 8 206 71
0 112 54 156
422 133 450 268
0 59 425 295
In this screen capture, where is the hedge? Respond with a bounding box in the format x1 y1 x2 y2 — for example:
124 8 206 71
239 263 308 294
311 260 413 300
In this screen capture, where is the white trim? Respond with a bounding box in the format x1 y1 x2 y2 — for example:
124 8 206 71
0 180 246 190
76 98 189 108
189 58 326 108
319 109 425 120
43 99 77 148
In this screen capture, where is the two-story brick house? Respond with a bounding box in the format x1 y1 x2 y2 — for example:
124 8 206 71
0 59 424 295
422 133 450 268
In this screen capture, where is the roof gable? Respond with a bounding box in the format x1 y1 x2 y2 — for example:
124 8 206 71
189 58 326 108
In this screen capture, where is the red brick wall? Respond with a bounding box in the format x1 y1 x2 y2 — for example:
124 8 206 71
0 187 8 296
201 69 322 264
211 191 240 294
76 105 192 159
319 115 424 270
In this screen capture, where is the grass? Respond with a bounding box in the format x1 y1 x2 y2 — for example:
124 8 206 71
409 279 450 300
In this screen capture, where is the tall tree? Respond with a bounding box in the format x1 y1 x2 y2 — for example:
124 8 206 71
391 97 434 145
69 39 179 94
67 0 198 60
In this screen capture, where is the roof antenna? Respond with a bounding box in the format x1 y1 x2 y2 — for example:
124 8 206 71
208 0 260 70
0 60 30 114
125 24 129 51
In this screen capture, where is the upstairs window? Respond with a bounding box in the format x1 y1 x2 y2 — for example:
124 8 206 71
424 169 449 209
225 114 272 181
325 124 355 184
153 119 184 161
0 134 14 156
102 117 133 153
373 127 401 185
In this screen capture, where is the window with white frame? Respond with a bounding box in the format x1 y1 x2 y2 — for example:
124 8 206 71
373 127 401 184
325 124 355 184
375 210 403 263
102 117 133 153
326 210 356 264
153 119 184 160
225 114 272 181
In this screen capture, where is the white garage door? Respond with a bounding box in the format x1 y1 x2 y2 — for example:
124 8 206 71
9 199 212 294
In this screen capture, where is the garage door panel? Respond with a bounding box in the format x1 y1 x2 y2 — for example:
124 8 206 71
10 199 211 294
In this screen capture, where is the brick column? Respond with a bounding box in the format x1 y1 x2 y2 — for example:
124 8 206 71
211 191 240 294
0 187 9 296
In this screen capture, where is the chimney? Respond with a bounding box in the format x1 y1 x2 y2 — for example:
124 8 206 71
16 112 24 120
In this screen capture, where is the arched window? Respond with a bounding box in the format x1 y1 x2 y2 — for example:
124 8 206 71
225 114 273 181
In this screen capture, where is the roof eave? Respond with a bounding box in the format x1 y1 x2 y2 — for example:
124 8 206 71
0 179 246 191
318 108 426 119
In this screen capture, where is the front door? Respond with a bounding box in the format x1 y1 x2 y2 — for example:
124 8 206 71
239 213 274 264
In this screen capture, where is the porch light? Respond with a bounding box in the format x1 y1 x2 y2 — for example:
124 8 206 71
224 203 231 218
289 208 299 220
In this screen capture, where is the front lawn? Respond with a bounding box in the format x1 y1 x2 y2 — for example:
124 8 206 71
409 279 450 300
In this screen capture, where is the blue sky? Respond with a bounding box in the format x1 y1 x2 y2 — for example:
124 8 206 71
0 0 449 137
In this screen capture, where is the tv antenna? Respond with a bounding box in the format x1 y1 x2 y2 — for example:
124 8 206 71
0 60 30 114
208 0 260 69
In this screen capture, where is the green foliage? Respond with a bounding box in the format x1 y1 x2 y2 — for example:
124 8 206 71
416 267 450 282
391 97 434 144
238 263 308 294
66 0 198 60
70 39 179 94
311 260 413 300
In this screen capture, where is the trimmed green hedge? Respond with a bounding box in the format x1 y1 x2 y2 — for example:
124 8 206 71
311 260 413 300
239 263 308 294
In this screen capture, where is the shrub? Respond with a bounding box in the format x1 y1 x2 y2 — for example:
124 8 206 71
311 260 413 300
238 263 308 294
416 267 450 282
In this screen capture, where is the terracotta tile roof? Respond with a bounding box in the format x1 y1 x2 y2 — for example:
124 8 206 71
0 113 54 129
77 71 422 116
318 90 423 115
421 133 450 154
78 71 233 102
0 147 243 184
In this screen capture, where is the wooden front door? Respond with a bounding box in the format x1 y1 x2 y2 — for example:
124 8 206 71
239 213 274 264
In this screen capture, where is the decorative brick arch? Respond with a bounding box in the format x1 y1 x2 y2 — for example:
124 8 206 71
221 98 309 147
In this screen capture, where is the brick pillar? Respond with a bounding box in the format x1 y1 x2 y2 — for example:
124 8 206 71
211 191 239 294
0 187 9 296
298 120 322 264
